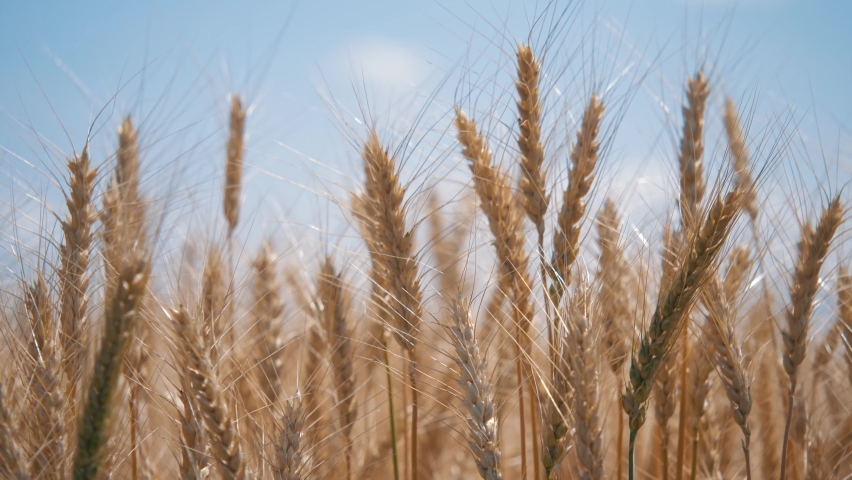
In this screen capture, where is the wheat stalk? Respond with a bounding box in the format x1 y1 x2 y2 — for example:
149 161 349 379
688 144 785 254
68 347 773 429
779 196 844 480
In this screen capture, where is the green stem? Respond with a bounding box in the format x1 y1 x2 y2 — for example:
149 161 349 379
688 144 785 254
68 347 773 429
628 429 638 480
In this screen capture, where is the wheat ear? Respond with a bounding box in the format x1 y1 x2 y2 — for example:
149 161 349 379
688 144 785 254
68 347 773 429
73 251 150 480
171 306 245 480
224 95 246 235
551 94 604 303
622 188 744 480
703 278 753 479
779 196 844 480
454 107 532 478
565 296 605 480
58 145 97 389
273 393 305 480
677 72 709 231
838 267 852 385
722 97 758 221
360 130 423 480
0 383 30 479
251 243 285 404
674 71 711 480
317 257 356 479
24 276 68 479
687 343 714 480
449 297 502 480
178 378 209 480
516 43 548 235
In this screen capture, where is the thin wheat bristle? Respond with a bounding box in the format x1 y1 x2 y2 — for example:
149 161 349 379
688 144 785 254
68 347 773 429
515 43 548 234
170 306 245 480
677 72 710 231
224 95 247 235
551 94 604 301
449 297 502 480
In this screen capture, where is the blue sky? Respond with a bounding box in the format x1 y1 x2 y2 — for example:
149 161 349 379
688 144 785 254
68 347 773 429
2 0 851 256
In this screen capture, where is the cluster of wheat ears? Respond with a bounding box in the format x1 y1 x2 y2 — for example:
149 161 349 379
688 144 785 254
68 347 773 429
2 18 851 480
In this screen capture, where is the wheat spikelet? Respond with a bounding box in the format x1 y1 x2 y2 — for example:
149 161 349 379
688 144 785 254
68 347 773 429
273 393 305 480
677 72 709 231
551 94 604 301
73 250 150 480
449 297 502 480
224 95 246 235
722 98 758 221
317 257 356 478
251 243 285 404
58 145 97 386
515 43 548 234
117 116 141 219
170 306 244 480
780 196 844 479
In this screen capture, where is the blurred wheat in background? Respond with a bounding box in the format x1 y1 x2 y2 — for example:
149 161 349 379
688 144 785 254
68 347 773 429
1 1 851 479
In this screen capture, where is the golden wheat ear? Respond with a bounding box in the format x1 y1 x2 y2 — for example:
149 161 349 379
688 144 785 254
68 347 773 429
73 250 151 480
224 95 247 236
779 196 844 480
170 306 245 480
448 297 502 480
0 382 30 479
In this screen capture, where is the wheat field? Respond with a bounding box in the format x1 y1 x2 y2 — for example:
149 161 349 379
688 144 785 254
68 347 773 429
1 2 851 480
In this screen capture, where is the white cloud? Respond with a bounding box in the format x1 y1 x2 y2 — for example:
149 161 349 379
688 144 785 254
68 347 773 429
327 37 431 93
